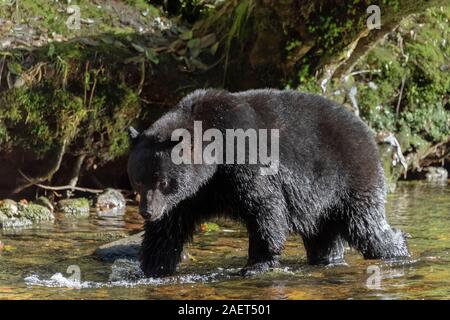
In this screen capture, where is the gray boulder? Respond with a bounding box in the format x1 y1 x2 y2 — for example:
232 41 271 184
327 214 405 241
96 189 126 215
93 231 143 262
425 167 448 183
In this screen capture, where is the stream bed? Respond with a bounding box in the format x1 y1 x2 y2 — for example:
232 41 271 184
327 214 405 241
0 181 449 300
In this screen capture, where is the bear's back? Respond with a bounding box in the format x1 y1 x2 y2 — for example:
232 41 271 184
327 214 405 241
233 89 385 194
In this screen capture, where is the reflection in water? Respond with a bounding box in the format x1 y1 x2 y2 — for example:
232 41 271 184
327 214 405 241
0 181 449 299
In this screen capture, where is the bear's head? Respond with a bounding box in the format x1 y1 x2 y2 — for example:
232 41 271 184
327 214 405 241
127 125 217 222
127 89 257 222
127 91 216 221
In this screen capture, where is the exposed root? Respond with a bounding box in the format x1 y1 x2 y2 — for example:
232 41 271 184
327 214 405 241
68 154 87 187
12 139 68 194
17 170 103 194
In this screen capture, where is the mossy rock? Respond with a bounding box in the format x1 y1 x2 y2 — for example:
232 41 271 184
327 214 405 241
57 198 90 217
0 200 53 229
17 203 54 222
0 199 19 218
0 216 33 229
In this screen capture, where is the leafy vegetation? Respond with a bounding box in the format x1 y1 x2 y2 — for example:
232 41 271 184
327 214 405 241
0 38 142 164
0 1 448 195
296 6 450 173
0 0 160 36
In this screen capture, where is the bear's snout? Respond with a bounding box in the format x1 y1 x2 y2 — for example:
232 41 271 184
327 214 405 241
139 207 164 222
138 189 167 222
139 208 153 219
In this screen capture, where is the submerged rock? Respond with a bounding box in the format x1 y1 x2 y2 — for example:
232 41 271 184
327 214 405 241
93 231 143 262
425 167 448 183
96 189 126 213
57 198 90 216
0 215 33 229
0 199 54 229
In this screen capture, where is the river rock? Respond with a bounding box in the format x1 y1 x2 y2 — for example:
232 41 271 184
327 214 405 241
0 200 54 229
0 199 19 216
93 231 143 262
18 203 54 222
425 167 448 183
96 189 126 214
57 198 90 216
0 214 32 229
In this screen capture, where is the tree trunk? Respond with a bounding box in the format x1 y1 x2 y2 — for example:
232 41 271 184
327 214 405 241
195 0 446 89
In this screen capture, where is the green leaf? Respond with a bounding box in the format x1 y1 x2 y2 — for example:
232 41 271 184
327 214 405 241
187 38 200 49
210 42 219 55
190 47 201 59
145 49 159 65
7 61 22 75
169 39 184 52
131 43 146 53
190 58 208 71
47 43 55 57
199 33 217 48
180 30 193 41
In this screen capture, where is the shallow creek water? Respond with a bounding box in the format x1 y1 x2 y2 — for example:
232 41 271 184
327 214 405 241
0 181 449 299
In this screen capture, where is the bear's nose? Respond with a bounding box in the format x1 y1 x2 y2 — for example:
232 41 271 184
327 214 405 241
139 209 153 220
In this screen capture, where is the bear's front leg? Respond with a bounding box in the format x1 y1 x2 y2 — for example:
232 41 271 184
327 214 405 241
140 213 196 277
240 213 287 276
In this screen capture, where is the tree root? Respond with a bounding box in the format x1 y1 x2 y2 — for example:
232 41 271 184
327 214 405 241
17 170 104 194
12 139 67 194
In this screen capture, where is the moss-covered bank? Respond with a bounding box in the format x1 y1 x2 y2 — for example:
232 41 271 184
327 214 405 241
295 7 450 179
0 1 448 198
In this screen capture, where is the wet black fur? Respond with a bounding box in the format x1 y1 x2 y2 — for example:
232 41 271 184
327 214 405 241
128 89 410 277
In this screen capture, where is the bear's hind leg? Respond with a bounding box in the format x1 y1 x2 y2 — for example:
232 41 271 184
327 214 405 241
344 199 410 260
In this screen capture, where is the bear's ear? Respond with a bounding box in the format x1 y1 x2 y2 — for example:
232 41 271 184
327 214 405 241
128 126 140 140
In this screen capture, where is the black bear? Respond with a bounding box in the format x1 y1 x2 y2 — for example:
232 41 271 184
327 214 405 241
127 89 409 277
